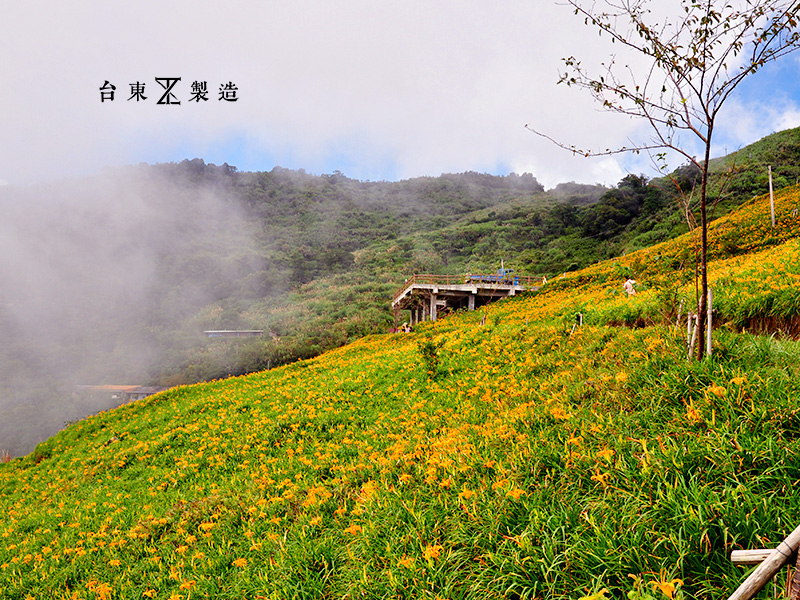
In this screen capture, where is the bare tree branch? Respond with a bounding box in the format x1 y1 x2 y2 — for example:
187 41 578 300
533 0 800 359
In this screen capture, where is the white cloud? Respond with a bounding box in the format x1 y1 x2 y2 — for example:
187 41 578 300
1 0 798 187
714 95 800 156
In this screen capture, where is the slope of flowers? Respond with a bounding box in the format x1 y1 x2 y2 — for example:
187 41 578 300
538 185 800 333
3 189 800 600
546 184 800 291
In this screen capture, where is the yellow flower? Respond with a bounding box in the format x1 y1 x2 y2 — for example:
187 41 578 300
108 559 121 567
398 554 415 569
506 488 526 500
651 577 683 599
492 478 509 490
232 557 248 568
309 516 322 526
596 448 614 462
707 384 726 397
180 580 196 591
550 405 571 420
459 488 476 500
685 400 702 423
95 583 112 600
343 524 362 535
422 544 443 561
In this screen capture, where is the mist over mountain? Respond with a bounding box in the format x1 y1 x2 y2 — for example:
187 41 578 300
0 164 260 456
0 161 555 457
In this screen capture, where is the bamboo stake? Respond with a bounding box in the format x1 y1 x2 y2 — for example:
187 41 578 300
728 523 800 600
731 549 772 565
688 313 699 359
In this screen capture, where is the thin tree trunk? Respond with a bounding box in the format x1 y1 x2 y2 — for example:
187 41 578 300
696 132 713 360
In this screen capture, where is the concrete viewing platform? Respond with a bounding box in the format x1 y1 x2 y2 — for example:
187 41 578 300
392 272 541 324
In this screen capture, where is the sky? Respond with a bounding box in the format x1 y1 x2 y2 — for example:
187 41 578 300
3 0 800 189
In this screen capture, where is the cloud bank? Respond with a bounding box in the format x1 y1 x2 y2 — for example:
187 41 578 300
2 1 799 189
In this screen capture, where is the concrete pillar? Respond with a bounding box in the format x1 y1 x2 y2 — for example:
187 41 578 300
430 293 438 322
468 294 475 311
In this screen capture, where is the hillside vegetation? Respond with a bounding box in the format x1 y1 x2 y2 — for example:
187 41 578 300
179 126 800 383
2 181 800 599
6 128 800 460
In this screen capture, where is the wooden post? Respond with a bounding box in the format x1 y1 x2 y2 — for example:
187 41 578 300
728 523 800 600
770 166 776 228
706 288 713 357
790 550 800 600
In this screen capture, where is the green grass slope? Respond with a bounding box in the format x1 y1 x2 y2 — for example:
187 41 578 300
3 187 800 600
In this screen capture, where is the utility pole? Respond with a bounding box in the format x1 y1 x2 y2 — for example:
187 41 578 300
769 166 775 228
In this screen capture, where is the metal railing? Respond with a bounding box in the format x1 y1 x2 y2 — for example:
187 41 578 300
393 273 543 304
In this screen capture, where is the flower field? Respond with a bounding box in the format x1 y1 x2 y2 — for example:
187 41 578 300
540 184 800 334
3 187 800 599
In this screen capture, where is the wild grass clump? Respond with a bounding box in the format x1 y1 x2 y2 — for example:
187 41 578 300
416 336 446 378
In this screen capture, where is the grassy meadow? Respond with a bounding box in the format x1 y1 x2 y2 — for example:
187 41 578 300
3 187 800 599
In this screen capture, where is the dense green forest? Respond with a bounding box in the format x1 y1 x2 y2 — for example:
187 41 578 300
2 126 800 457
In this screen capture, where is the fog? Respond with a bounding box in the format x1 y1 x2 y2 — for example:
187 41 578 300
0 164 260 457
